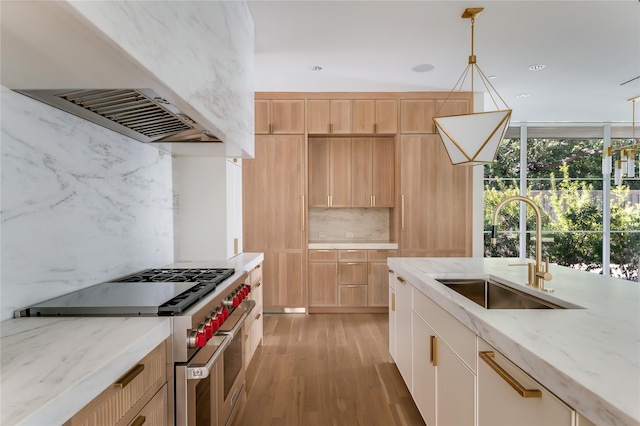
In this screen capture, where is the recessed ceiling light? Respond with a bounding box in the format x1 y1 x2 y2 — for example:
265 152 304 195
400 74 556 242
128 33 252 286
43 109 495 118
529 64 546 71
487 75 497 80
516 93 530 99
412 63 435 72
310 66 323 71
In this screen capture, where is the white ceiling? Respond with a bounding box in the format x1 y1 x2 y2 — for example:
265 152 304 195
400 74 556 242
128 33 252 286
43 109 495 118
248 1 640 125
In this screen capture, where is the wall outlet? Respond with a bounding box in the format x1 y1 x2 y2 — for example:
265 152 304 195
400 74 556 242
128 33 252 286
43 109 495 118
370 231 381 239
346 232 354 238
318 231 326 238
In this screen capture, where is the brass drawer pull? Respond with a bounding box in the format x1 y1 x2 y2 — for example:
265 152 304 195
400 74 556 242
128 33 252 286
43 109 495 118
430 336 438 366
396 277 406 284
346 285 359 288
256 313 261 320
347 250 360 253
391 292 395 311
130 416 146 426
317 249 331 253
346 262 361 265
479 351 542 398
114 364 144 389
245 334 250 341
255 280 262 288
388 269 394 274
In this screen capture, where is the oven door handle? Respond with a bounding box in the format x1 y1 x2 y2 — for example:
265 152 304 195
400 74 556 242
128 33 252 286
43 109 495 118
219 300 256 339
186 334 231 380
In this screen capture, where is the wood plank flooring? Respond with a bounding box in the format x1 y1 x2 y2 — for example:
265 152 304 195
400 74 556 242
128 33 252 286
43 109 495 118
232 313 424 426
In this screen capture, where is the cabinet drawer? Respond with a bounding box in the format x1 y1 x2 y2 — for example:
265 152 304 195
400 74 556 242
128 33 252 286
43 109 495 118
338 262 368 284
337 249 367 262
413 288 476 372
338 285 368 306
64 341 167 426
128 384 168 426
249 263 263 286
308 249 338 262
368 249 398 262
249 277 263 311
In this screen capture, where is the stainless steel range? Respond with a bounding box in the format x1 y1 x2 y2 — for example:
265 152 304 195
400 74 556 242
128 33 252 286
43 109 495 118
16 267 255 426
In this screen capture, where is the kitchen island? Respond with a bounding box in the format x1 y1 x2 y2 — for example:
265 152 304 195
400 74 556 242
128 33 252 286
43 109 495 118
388 257 639 426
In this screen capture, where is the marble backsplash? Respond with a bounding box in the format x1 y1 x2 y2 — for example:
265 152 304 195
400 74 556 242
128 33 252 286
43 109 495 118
0 87 174 321
309 208 390 241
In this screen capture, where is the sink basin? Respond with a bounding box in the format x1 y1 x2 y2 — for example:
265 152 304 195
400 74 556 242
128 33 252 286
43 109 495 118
435 278 569 309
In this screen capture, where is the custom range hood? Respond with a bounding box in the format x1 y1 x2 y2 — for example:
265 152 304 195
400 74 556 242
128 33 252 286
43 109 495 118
17 88 221 144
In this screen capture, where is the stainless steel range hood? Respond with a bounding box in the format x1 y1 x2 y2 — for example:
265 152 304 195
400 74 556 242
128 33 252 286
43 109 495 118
16 88 221 143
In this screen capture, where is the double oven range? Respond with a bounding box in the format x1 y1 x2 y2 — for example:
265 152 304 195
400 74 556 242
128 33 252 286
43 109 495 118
17 266 255 426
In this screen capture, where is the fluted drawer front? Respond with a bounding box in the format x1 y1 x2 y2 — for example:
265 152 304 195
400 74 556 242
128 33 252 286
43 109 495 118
64 341 167 426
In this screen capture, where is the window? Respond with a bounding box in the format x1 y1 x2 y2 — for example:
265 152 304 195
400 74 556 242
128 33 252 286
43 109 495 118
485 132 639 282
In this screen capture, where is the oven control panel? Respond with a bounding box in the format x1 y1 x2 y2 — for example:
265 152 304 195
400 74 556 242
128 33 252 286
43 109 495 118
188 282 252 348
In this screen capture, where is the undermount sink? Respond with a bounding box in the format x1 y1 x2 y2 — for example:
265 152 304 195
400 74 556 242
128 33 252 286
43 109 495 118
435 278 571 310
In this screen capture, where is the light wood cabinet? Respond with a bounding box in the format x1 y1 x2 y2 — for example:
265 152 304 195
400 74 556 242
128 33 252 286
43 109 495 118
244 262 264 369
308 250 338 307
308 137 352 207
368 249 397 307
338 285 368 306
478 338 575 426
337 251 368 307
351 137 395 207
255 99 305 134
352 99 398 134
64 341 167 426
308 99 352 134
400 99 436 133
399 135 472 257
243 135 306 309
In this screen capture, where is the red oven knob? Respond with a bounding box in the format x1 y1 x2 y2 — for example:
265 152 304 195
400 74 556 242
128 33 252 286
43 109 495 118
232 294 240 307
203 318 214 339
245 284 251 294
222 307 229 320
216 307 225 324
210 316 219 332
188 329 207 348
241 286 249 298
237 290 245 302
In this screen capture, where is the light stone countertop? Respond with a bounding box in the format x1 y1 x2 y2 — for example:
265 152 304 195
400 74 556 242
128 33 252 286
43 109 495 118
388 257 640 426
308 241 398 250
0 252 264 426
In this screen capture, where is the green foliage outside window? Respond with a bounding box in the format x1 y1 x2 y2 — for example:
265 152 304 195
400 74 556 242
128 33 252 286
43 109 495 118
485 138 639 282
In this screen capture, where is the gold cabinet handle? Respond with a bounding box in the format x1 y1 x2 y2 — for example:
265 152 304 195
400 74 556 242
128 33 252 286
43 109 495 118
388 269 394 274
401 195 405 231
268 123 273 134
244 334 250 341
396 276 406 284
347 285 359 288
346 262 360 265
372 195 376 207
430 336 438 366
255 280 261 288
347 250 359 253
114 364 144 389
370 195 374 207
130 416 146 426
479 351 542 398
391 292 395 311
317 249 330 253
256 313 261 320
373 123 378 134
329 123 333 133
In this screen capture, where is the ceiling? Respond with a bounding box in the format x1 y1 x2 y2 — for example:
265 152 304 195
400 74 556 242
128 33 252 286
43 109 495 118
248 1 640 126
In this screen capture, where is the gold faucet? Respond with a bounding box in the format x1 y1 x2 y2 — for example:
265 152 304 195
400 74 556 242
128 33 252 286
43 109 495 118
491 195 553 292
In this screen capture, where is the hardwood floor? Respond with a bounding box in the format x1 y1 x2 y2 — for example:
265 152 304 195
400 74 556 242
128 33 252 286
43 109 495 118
232 313 424 426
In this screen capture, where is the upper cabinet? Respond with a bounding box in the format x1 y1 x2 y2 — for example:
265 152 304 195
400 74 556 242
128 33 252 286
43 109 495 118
308 138 352 207
353 99 398 134
308 100 352 134
400 99 436 134
255 99 305 134
351 137 395 207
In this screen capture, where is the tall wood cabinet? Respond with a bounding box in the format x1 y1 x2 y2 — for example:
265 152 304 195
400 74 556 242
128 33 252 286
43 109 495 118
243 135 306 309
399 135 472 257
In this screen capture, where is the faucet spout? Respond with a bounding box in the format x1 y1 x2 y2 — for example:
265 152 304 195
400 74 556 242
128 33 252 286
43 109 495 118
491 195 553 291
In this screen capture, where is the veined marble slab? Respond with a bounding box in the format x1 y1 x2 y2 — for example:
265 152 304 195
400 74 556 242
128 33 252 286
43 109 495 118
308 241 398 250
0 317 171 426
388 257 640 426
166 252 264 273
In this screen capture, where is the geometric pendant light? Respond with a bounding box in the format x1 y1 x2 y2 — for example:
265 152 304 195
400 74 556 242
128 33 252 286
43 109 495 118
434 7 512 166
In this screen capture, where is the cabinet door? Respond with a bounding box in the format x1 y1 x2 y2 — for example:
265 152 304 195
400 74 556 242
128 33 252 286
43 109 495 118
369 262 390 307
309 262 338 306
399 135 472 257
372 137 395 207
352 100 376 133
262 252 305 308
478 339 575 426
308 138 331 207
394 275 413 390
330 100 352 134
271 99 305 134
388 270 397 361
375 99 398 134
338 285 367 306
329 138 352 207
435 98 470 118
437 341 476 426
308 99 331 134
351 138 374 207
400 99 436 133
255 100 271 134
337 262 368 284
412 313 436 426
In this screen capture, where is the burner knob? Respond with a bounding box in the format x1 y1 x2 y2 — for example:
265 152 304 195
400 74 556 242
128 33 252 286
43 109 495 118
210 316 220 332
222 298 234 309
222 307 229 320
232 293 240 307
188 329 207 348
216 308 225 325
236 290 244 303
240 286 248 298
203 318 214 339
245 284 251 295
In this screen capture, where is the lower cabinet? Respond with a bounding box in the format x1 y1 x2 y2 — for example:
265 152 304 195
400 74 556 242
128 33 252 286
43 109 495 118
393 273 413 389
478 338 575 426
388 268 396 361
243 262 264 370
64 340 168 426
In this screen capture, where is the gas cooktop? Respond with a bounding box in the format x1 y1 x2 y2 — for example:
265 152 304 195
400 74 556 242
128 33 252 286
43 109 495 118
21 268 235 317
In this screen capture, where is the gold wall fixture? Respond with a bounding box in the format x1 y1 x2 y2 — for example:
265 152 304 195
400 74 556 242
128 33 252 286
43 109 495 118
433 7 512 166
603 96 639 185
